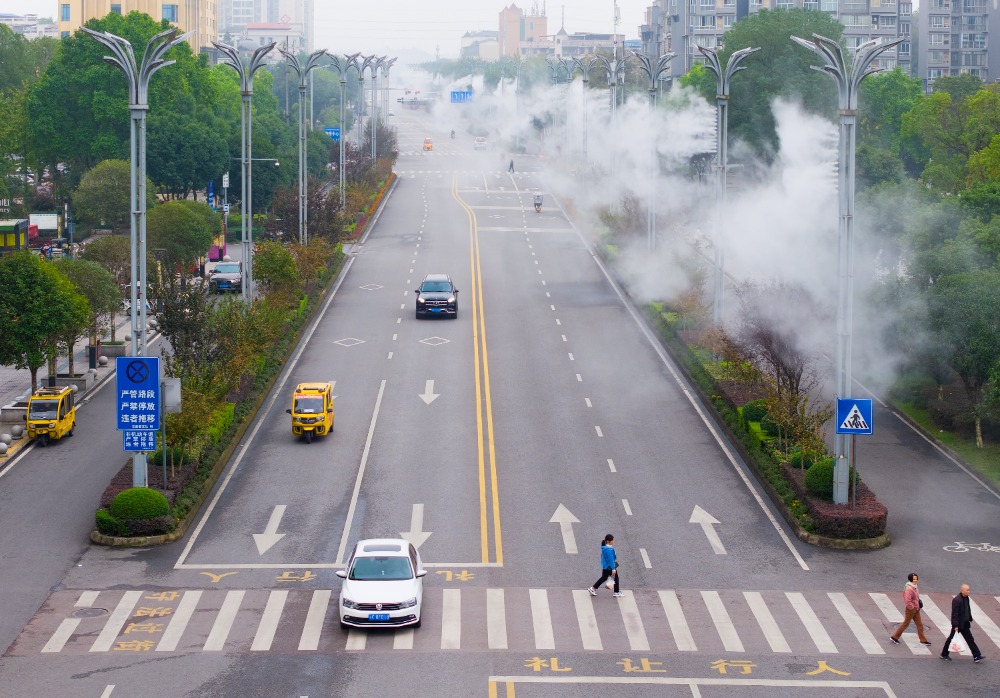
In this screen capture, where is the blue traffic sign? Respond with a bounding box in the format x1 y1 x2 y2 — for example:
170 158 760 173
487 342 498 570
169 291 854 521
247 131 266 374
836 398 873 435
123 429 157 452
324 126 340 142
450 90 473 103
116 357 160 430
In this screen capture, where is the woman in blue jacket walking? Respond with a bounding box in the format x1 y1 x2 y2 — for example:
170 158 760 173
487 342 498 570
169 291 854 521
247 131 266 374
588 534 623 597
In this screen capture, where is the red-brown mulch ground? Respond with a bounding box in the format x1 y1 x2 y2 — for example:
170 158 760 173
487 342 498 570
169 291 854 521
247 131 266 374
99 459 199 509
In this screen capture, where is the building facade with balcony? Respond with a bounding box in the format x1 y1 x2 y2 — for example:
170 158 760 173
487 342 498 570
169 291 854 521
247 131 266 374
56 0 217 53
917 0 1000 90
219 0 312 52
640 0 912 82
0 13 61 39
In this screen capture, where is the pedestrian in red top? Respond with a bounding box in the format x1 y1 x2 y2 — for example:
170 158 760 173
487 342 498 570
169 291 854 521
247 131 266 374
890 572 931 646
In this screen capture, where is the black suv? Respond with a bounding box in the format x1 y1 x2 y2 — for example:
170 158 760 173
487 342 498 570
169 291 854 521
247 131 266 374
415 273 459 319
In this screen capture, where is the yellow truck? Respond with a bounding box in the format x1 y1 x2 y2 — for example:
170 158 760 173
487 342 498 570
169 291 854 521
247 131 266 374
286 382 334 443
25 386 76 446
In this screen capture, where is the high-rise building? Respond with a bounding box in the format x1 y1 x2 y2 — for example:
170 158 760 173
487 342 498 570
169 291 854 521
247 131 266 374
640 0 912 83
918 0 999 90
218 0 312 52
498 3 548 57
56 1 217 53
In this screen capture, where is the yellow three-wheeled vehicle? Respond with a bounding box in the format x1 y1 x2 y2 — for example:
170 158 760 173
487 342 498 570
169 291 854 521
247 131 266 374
25 386 76 446
286 382 334 443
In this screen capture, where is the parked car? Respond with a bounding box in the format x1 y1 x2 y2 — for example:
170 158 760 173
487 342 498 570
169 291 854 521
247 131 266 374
414 273 458 319
336 539 426 629
208 261 243 293
474 137 487 150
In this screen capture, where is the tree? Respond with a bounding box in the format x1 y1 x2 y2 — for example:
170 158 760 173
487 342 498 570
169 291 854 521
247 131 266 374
926 269 1000 447
252 240 300 303
51 257 120 375
858 68 923 154
73 159 155 231
684 9 844 161
146 201 213 286
147 111 230 199
0 252 90 391
78 234 132 341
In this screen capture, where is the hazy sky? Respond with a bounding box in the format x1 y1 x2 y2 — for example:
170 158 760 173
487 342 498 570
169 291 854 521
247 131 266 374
0 0 651 57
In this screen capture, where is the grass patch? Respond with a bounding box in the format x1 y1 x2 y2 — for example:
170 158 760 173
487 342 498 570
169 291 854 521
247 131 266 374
895 401 1000 486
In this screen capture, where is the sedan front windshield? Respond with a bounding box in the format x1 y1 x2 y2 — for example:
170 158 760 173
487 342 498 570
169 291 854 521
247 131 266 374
28 400 59 420
214 264 240 274
349 556 413 581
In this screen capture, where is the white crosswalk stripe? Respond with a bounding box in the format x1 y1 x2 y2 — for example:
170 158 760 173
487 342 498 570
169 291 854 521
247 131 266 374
24 587 1000 658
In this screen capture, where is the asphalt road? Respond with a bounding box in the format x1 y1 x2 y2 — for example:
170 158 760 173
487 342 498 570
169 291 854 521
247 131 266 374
0 108 998 697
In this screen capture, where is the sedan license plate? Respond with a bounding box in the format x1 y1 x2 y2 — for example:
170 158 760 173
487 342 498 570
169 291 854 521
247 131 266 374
368 613 390 621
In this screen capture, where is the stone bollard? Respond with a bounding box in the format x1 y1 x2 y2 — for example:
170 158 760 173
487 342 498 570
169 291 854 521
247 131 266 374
0 443 7 455
99 356 109 367
11 425 24 438
0 434 10 445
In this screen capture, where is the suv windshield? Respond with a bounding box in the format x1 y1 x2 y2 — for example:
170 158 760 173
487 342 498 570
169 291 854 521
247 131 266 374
349 556 413 581
420 281 452 293
293 395 324 413
214 264 240 274
29 400 59 419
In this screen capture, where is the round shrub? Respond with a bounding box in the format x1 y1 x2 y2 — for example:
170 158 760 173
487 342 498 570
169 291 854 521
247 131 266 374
805 459 835 499
95 508 129 536
760 414 781 437
741 399 768 423
110 487 170 521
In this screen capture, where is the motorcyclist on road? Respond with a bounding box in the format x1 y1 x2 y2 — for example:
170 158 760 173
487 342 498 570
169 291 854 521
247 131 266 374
533 194 543 212
450 130 455 139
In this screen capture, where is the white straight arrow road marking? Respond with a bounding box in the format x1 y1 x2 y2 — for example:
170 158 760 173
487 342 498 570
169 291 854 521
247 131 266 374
689 505 726 555
419 379 440 405
400 503 432 548
254 505 287 555
549 504 580 554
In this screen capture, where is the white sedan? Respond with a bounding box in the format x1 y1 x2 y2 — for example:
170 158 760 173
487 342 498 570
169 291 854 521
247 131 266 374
337 538 426 628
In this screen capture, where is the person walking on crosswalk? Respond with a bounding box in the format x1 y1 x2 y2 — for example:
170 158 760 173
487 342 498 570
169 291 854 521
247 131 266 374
941 583 984 662
588 534 623 597
889 572 931 646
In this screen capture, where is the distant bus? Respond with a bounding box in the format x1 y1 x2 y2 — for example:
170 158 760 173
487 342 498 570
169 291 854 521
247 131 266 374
0 219 29 255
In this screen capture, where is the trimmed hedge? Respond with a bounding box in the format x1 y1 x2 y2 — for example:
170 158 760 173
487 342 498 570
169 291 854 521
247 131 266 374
805 459 835 498
110 487 170 520
741 399 768 423
785 464 887 539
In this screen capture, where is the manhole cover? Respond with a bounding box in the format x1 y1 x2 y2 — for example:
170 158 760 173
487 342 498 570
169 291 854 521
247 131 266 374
72 608 109 618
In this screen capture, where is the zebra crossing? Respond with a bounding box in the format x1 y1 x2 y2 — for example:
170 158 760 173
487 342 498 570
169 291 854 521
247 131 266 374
13 586 1000 657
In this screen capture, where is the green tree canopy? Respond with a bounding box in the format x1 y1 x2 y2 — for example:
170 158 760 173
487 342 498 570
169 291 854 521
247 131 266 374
72 159 156 230
0 252 90 390
51 257 120 375
147 201 214 283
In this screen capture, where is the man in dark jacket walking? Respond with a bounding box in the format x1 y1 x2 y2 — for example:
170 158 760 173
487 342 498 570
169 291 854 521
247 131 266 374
941 584 984 662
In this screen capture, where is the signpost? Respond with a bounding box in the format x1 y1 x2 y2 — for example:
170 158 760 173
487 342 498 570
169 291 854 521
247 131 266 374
835 397 873 509
450 90 473 103
116 357 160 433
324 126 341 142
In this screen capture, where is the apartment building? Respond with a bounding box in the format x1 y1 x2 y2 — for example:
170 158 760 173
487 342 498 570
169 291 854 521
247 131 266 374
640 0 912 82
918 0 1000 89
499 3 548 57
0 13 61 39
219 0 313 52
56 0 218 53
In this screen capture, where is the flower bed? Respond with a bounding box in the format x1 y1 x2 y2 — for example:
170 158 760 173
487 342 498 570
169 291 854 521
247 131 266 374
783 464 888 539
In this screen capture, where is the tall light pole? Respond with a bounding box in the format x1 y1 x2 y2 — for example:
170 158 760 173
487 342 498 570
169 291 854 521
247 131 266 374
326 53 359 210
212 40 276 302
633 51 676 251
790 34 901 506
83 26 189 489
698 45 759 329
280 47 329 246
369 56 387 162
571 56 600 163
356 55 377 146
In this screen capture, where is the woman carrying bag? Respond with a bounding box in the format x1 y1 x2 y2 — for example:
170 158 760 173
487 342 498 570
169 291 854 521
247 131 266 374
588 534 623 597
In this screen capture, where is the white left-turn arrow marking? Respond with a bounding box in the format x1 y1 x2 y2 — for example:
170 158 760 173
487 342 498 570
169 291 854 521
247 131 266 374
254 505 286 555
689 505 726 555
549 504 580 554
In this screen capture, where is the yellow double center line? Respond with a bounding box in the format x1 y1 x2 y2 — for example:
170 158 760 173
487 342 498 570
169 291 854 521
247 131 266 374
452 177 503 565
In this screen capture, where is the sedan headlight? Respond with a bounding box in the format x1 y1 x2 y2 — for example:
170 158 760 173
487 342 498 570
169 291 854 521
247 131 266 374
342 598 358 609
400 597 418 608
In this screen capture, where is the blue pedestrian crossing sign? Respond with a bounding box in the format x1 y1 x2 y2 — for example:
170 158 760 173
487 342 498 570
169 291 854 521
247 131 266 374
836 398 873 435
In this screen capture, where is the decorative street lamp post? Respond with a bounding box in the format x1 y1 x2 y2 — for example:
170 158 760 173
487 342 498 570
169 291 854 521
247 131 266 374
572 56 601 163
355 55 377 146
369 56 387 162
326 53 359 210
698 45 759 329
632 51 676 251
212 40 276 302
83 26 189 488
280 47 329 246
790 34 901 505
